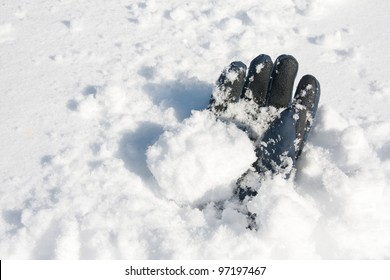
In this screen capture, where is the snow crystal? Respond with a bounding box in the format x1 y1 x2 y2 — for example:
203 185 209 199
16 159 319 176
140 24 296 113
256 63 265 74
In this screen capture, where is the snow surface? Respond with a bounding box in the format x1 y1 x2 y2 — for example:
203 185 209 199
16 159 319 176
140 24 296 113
1 0 390 259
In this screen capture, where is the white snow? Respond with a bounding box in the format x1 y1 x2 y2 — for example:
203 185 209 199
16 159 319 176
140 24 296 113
147 110 256 205
1 0 390 259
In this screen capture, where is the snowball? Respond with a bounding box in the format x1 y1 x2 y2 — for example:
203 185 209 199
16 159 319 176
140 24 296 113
146 110 256 204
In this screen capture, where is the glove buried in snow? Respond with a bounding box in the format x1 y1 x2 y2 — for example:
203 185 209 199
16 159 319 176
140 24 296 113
208 54 320 195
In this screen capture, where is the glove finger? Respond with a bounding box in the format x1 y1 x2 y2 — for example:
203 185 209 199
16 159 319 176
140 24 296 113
293 74 321 159
241 54 273 107
267 55 298 108
208 61 247 113
256 107 297 178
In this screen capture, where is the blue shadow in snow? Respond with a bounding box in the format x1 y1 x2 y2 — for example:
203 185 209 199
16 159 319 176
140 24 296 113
118 122 164 178
143 77 212 121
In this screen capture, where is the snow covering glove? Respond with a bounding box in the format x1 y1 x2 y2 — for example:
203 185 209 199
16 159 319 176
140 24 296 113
208 54 320 188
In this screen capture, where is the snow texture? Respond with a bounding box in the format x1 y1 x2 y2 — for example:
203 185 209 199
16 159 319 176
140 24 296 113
1 0 390 259
147 110 256 205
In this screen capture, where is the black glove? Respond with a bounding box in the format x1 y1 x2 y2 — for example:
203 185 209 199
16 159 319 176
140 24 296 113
208 54 320 199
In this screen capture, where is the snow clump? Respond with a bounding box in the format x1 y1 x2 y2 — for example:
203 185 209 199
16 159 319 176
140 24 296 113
147 110 256 204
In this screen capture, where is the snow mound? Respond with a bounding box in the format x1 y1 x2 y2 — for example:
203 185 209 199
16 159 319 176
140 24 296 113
147 110 256 204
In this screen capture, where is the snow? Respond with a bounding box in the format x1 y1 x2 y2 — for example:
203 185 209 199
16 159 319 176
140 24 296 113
147 110 256 205
1 0 390 259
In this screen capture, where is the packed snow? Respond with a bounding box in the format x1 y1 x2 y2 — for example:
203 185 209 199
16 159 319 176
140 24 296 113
147 110 256 205
1 0 390 259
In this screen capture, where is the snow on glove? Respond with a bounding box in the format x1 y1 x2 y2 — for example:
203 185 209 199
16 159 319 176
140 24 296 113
208 54 320 197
